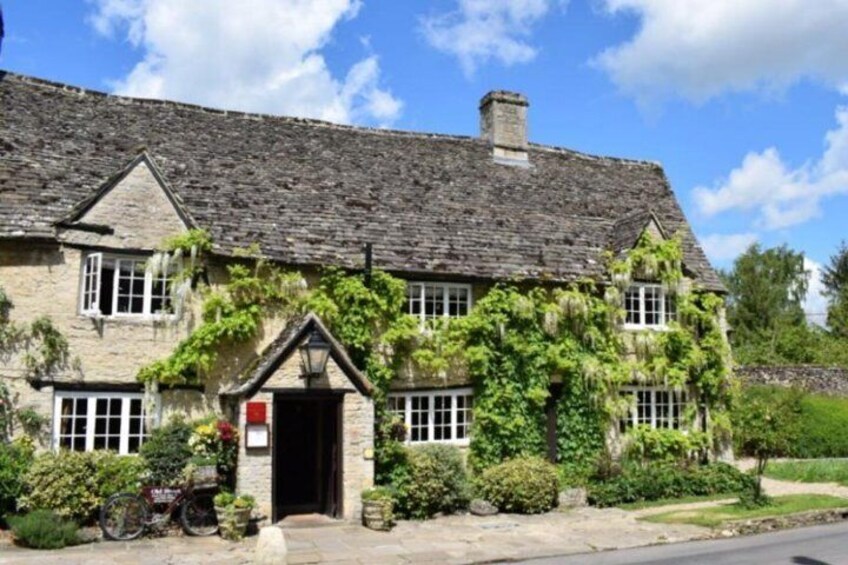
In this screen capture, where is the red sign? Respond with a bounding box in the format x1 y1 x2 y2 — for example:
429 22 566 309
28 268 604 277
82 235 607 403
246 402 267 424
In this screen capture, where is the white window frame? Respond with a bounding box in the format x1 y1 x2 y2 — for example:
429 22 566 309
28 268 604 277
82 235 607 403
406 282 473 323
79 252 177 319
388 388 473 445
623 283 676 330
619 386 687 431
52 391 160 455
80 252 103 315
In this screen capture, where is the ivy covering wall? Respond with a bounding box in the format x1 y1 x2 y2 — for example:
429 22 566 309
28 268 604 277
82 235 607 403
136 229 732 479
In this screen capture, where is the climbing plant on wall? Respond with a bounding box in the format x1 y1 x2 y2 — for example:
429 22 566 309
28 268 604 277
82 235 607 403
136 229 732 480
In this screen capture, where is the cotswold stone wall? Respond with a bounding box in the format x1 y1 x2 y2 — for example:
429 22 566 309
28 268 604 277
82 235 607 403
737 365 848 396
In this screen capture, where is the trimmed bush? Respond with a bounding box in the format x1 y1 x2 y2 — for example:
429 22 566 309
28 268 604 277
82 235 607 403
625 426 709 464
477 456 559 514
587 462 755 508
8 510 79 549
0 438 35 523
734 386 848 459
393 444 469 519
140 417 193 485
19 451 144 524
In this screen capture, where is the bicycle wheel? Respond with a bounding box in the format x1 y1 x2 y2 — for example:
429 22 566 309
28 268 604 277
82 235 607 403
180 491 219 536
99 493 149 541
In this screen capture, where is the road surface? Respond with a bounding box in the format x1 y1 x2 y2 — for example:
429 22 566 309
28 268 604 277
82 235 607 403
526 521 848 564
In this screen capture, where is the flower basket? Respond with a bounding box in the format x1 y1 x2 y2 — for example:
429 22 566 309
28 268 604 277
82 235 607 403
192 465 218 487
361 488 394 531
215 505 252 541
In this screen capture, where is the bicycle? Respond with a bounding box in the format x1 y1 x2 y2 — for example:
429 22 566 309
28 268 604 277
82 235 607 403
99 481 219 540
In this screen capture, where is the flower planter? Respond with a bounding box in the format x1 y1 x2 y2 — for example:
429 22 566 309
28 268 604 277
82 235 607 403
215 506 252 541
362 499 393 531
192 465 218 487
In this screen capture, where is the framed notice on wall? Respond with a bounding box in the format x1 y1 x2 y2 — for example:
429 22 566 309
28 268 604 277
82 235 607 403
245 423 270 449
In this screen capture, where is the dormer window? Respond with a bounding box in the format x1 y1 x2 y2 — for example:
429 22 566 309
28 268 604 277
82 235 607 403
623 283 676 330
406 282 472 323
80 252 176 318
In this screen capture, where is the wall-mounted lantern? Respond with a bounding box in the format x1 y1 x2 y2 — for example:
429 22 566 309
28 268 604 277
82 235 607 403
299 329 331 377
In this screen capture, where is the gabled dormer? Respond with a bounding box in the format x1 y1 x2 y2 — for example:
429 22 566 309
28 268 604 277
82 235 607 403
57 152 193 250
57 153 194 319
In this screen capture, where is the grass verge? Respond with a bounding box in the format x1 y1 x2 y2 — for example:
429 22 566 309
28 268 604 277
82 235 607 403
641 494 848 528
619 493 737 510
765 459 848 485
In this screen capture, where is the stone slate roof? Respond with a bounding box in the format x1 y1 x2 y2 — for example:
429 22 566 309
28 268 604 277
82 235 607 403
0 71 724 291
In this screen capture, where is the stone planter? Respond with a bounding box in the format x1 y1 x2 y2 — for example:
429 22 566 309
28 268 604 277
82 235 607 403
215 506 252 541
362 499 393 531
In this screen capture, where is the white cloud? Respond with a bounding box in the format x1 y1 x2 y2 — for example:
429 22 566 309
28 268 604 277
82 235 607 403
594 0 848 105
699 232 758 263
420 0 559 75
87 0 402 126
693 107 848 230
804 257 829 327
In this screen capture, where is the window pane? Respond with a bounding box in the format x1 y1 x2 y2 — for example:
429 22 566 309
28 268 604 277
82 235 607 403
116 260 146 314
665 294 677 324
644 286 661 326
407 284 422 317
57 393 149 455
423 286 445 320
410 396 429 442
625 288 641 325
456 394 473 439
150 270 173 315
433 395 452 441
447 287 469 318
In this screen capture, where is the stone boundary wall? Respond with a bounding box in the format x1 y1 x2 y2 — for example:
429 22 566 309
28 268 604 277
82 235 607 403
737 365 848 396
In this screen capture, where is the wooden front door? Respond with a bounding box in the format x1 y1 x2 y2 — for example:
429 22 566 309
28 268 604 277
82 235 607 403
273 395 341 520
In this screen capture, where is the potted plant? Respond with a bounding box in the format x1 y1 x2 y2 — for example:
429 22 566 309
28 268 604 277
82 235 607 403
214 492 255 541
361 487 394 531
184 455 218 488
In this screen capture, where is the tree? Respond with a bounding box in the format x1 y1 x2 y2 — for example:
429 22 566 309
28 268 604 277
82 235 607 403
720 244 811 365
822 241 848 338
733 386 802 505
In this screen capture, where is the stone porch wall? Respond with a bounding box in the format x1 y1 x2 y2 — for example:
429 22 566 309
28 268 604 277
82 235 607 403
235 340 374 522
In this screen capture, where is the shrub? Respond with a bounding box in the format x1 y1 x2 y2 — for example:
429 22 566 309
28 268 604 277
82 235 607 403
140 417 193 485
625 426 709 464
393 444 469 519
794 393 848 458
587 462 755 508
8 510 79 549
19 451 144 523
0 438 35 523
477 456 559 514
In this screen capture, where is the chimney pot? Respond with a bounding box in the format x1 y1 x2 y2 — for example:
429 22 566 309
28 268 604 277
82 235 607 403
480 90 529 164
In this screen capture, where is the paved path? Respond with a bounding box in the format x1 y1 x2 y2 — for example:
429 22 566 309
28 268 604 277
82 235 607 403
527 520 848 564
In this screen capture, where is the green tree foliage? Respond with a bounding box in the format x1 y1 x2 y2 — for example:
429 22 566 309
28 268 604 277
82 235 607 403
823 240 848 338
721 244 813 365
732 386 802 504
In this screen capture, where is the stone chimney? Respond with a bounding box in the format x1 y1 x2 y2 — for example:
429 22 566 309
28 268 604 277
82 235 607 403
480 90 529 164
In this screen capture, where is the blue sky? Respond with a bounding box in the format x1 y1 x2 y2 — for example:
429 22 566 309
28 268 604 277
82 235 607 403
3 0 848 320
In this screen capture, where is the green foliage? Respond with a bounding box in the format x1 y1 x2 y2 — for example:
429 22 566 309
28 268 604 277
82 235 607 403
392 444 469 519
765 459 848 485
625 426 709 464
738 386 848 458
476 456 560 514
0 382 12 443
732 385 802 502
0 438 34 522
19 451 143 523
609 231 684 289
587 462 754 507
140 418 193 485
138 257 307 385
720 243 812 365
820 240 848 338
306 267 409 368
556 377 607 484
213 491 255 509
8 510 79 549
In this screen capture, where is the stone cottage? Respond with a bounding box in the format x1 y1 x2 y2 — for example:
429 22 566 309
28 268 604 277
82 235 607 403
0 71 725 522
